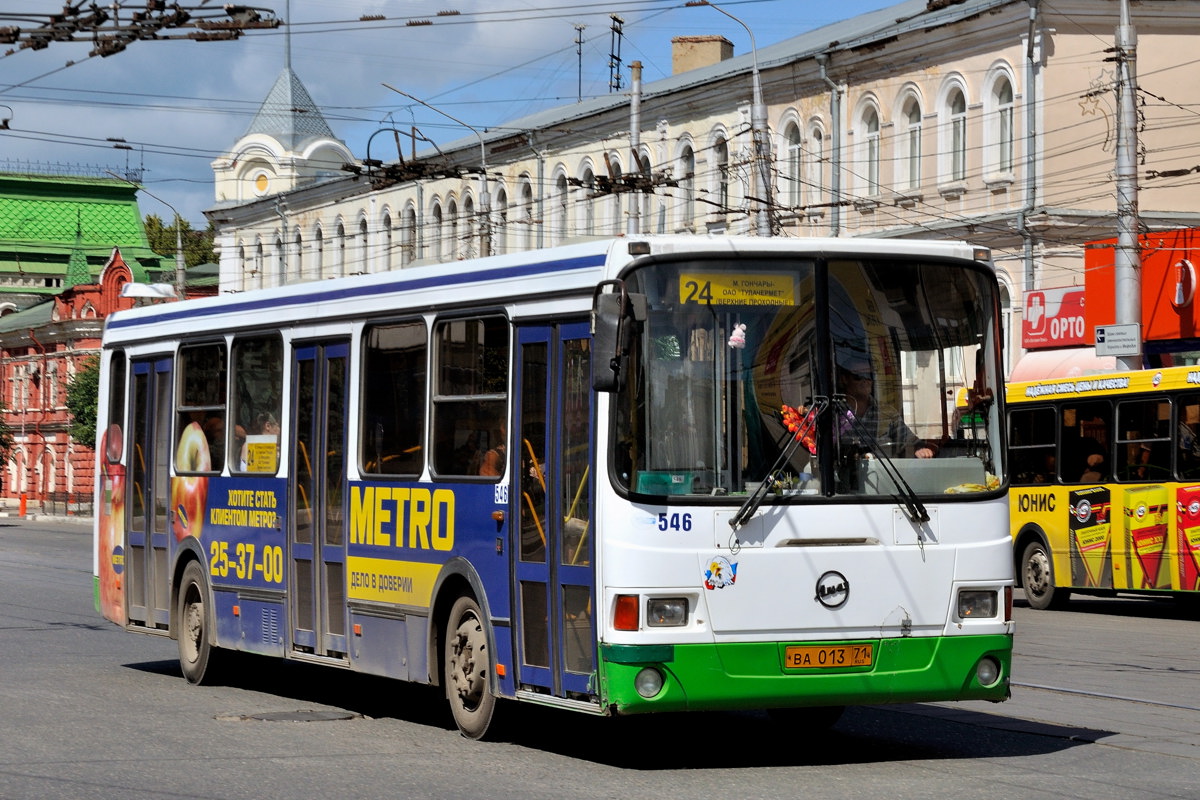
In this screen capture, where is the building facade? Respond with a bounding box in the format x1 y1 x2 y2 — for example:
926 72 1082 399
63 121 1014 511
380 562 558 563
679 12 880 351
206 0 1200 378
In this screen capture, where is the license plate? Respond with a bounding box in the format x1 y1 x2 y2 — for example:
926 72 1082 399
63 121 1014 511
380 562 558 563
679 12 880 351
784 643 873 669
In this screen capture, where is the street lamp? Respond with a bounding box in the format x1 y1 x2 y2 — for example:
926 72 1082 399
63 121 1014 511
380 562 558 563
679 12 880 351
687 0 773 237
382 83 492 257
107 170 185 297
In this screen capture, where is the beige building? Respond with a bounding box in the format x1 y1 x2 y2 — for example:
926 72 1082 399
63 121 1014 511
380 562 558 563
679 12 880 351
206 0 1200 374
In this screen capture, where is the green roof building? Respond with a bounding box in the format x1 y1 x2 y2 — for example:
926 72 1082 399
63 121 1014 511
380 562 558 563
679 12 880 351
0 171 163 312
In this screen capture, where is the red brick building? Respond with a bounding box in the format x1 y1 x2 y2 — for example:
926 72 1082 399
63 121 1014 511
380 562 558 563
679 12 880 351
0 248 141 514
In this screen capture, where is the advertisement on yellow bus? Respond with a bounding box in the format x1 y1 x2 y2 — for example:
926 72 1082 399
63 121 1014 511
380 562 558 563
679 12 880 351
1008 364 1200 608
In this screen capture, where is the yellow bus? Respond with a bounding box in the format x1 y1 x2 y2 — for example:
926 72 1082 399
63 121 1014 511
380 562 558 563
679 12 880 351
1007 365 1200 608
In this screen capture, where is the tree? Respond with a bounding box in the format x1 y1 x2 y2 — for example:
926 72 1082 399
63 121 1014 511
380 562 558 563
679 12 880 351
144 214 216 269
67 355 101 448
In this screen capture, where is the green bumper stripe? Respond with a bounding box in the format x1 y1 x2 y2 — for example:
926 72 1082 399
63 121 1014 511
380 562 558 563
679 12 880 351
599 634 1012 714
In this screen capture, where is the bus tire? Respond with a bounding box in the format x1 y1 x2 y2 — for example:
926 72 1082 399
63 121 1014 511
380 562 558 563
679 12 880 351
1021 539 1069 610
444 595 496 739
177 560 222 684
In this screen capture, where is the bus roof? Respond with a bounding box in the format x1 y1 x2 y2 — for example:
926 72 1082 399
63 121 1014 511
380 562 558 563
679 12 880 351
103 234 990 347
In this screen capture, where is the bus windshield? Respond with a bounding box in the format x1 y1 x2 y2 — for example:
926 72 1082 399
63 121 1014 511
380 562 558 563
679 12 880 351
614 255 1003 499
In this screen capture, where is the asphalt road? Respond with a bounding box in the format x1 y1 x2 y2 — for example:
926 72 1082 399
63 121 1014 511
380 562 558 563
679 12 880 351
2 517 1199 799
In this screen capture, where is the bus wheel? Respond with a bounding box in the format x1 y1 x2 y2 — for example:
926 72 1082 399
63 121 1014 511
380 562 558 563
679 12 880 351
1021 540 1069 610
177 560 222 684
444 595 496 739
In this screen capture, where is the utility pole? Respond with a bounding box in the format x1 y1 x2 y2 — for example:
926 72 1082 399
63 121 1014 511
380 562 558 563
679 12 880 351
1112 0 1141 370
574 24 586 103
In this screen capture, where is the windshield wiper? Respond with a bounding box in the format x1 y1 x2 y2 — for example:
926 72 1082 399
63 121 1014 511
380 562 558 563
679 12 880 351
729 397 828 532
837 397 930 524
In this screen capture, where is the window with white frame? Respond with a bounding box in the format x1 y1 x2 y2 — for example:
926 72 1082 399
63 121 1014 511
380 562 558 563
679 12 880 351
947 87 967 183
292 228 302 282
336 222 346 277
553 172 568 246
859 104 881 197
993 75 1014 174
381 213 392 272
784 122 803 208
314 225 324 278
713 136 729 211
357 218 369 273
900 95 922 191
430 202 443 261
519 181 533 251
446 197 459 260
678 146 695 229
401 205 417 265
493 188 507 256
806 123 824 208
579 167 595 237
462 195 475 259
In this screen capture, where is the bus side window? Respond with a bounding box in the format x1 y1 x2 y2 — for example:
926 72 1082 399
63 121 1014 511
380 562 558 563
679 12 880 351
1117 398 1171 481
1179 396 1200 479
360 322 426 476
231 335 283 474
1009 406 1056 484
431 316 509 478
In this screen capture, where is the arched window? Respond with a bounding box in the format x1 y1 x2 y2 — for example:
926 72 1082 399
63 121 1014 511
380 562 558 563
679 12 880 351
948 87 967 182
430 202 443 260
292 228 302 282
553 172 569 246
446 197 459 260
858 104 881 196
358 217 369 273
713 136 729 211
994 76 1014 174
314 225 324 278
519 181 534 251
254 240 264 289
237 244 246 292
608 154 623 234
806 123 824 207
579 167 595 237
336 222 346 277
784 122 803 208
274 236 284 285
493 188 508 256
381 212 392 272
401 205 417 266
462 195 475 259
900 95 922 191
678 145 695 230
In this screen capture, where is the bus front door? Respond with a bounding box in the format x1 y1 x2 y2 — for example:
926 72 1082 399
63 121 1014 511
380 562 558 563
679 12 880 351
127 357 173 629
513 322 596 700
289 341 349 659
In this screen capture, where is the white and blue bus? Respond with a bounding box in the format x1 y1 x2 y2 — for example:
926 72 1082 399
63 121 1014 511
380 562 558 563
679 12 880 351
94 235 1012 738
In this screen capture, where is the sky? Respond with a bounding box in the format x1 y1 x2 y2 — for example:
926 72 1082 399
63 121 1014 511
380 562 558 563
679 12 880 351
0 0 901 227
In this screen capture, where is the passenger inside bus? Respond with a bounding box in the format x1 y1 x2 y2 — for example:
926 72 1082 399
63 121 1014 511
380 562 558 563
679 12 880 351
1079 453 1105 483
836 354 936 459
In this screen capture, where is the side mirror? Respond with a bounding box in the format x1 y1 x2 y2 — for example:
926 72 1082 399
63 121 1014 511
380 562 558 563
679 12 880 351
591 280 645 392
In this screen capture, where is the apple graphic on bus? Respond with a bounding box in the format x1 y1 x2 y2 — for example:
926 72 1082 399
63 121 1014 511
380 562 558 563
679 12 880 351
171 421 211 542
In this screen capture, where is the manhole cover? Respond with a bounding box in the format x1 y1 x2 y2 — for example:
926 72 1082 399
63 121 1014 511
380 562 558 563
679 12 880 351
216 710 362 722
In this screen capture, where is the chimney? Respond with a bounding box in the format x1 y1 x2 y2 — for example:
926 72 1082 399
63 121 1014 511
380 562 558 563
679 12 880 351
671 35 734 75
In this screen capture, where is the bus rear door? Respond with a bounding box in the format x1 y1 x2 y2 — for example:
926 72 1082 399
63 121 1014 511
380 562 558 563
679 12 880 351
290 341 350 659
513 322 596 699
127 357 173 628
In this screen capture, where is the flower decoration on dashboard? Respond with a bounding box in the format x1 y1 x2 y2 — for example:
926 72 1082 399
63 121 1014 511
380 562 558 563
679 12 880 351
781 403 818 454
727 323 746 349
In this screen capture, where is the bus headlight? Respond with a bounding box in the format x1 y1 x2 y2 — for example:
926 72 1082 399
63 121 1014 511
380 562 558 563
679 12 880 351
957 590 997 619
976 656 1002 687
646 597 688 627
635 667 664 698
